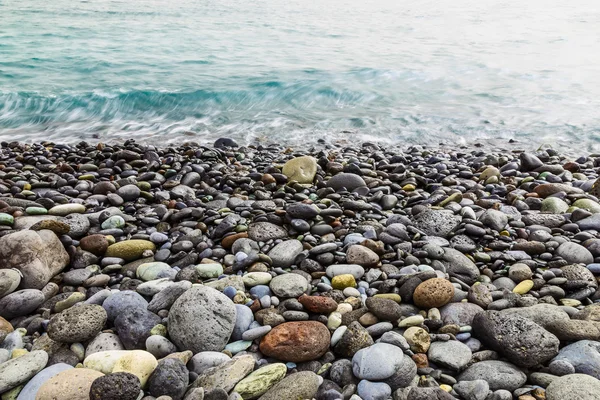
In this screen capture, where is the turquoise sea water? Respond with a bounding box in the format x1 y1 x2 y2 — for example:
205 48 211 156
1 0 600 147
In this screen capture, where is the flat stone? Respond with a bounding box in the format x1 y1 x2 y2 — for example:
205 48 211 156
0 289 45 319
427 340 472 371
232 363 287 399
269 273 309 298
499 304 570 329
260 321 330 362
0 350 49 393
458 360 526 391
326 264 365 279
192 354 255 393
534 183 583 197
48 204 86 216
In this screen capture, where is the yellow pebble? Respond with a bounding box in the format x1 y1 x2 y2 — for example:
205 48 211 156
11 349 28 359
402 184 416 191
513 279 534 294
500 230 510 237
331 274 356 290
440 384 453 392
560 298 581 307
373 293 401 303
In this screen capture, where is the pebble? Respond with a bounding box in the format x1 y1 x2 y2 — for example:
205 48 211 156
1 142 600 399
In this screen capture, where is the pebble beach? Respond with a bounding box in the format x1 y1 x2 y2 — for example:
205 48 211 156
1 139 600 400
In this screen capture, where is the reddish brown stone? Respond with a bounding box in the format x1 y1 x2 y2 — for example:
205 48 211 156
413 278 455 309
259 321 330 362
262 174 277 185
80 234 109 256
298 294 338 314
221 232 248 249
412 353 429 369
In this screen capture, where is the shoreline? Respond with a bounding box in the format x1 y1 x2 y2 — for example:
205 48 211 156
0 138 600 399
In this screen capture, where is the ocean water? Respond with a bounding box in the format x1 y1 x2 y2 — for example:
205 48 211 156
1 0 600 148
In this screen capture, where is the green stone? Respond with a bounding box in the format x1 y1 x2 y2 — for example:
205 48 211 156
101 215 125 230
225 340 253 355
473 252 491 262
150 324 168 337
573 199 600 214
541 197 569 214
25 207 47 215
1 384 23 400
137 181 151 191
140 191 154 201
317 363 331 375
195 263 224 279
0 213 14 226
55 292 86 312
78 174 95 180
136 262 172 281
282 156 318 184
233 363 287 399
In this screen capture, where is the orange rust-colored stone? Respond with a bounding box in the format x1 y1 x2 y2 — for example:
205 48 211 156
412 353 429 369
413 278 455 309
298 294 338 314
259 321 330 362
221 232 248 249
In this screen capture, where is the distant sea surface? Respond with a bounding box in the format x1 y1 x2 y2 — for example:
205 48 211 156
1 0 600 148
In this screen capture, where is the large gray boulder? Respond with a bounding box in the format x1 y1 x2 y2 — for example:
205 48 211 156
472 311 559 368
546 374 600 400
0 230 69 289
168 286 236 353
